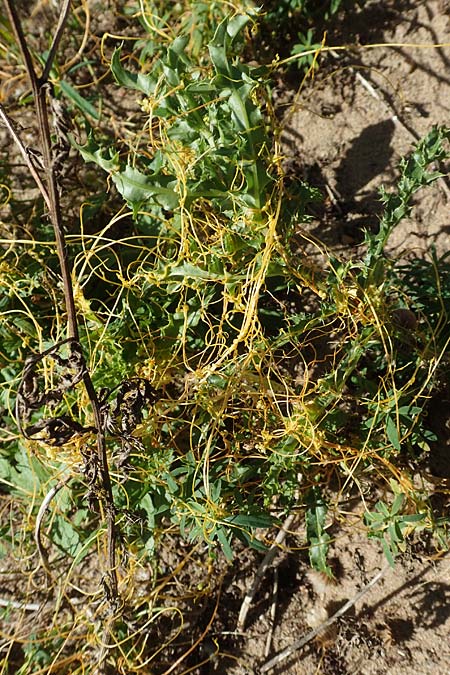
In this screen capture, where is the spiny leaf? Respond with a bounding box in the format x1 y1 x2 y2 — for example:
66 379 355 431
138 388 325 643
110 48 155 95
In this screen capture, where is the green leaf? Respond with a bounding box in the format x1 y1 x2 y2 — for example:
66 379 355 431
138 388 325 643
305 487 333 576
110 48 155 95
226 513 274 529
401 513 426 523
209 21 234 76
60 80 99 120
390 492 404 516
226 14 251 40
397 405 422 417
364 125 450 279
74 133 119 172
112 165 179 211
386 415 401 451
0 449 50 496
388 520 402 544
75 133 180 211
375 500 390 518
308 531 332 575
52 516 82 557
216 527 234 560
382 538 396 568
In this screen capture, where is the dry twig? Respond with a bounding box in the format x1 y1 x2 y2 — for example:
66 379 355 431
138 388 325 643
260 562 390 673
264 567 278 658
237 512 296 631
3 0 119 613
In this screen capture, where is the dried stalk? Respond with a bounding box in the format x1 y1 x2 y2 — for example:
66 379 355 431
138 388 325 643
3 0 118 603
260 562 390 672
237 512 297 631
0 104 50 207
34 477 71 577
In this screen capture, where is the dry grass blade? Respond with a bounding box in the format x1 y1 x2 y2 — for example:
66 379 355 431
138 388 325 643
34 476 71 577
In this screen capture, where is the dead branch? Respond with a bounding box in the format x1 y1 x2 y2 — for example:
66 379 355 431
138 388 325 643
237 512 297 631
3 0 119 607
260 562 391 673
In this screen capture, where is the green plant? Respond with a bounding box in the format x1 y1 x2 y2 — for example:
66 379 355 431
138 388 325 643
75 4 450 569
364 481 427 566
305 486 333 576
258 0 363 68
1 2 450 672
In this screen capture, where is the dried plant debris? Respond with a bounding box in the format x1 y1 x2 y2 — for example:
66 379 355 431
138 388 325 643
15 338 94 445
16 341 158 452
100 378 158 437
99 378 159 464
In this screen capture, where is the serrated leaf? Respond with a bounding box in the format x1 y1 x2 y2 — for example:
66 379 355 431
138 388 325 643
111 165 179 211
364 125 450 277
76 134 180 212
74 133 119 172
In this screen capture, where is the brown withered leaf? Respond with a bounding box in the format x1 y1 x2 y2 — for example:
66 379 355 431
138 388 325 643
99 378 159 466
25 415 96 445
15 338 94 445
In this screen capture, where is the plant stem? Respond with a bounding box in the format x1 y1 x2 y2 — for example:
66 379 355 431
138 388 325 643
3 0 118 602
260 563 390 672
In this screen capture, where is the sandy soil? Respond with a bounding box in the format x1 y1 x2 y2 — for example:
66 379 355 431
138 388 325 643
206 525 450 675
281 0 450 255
